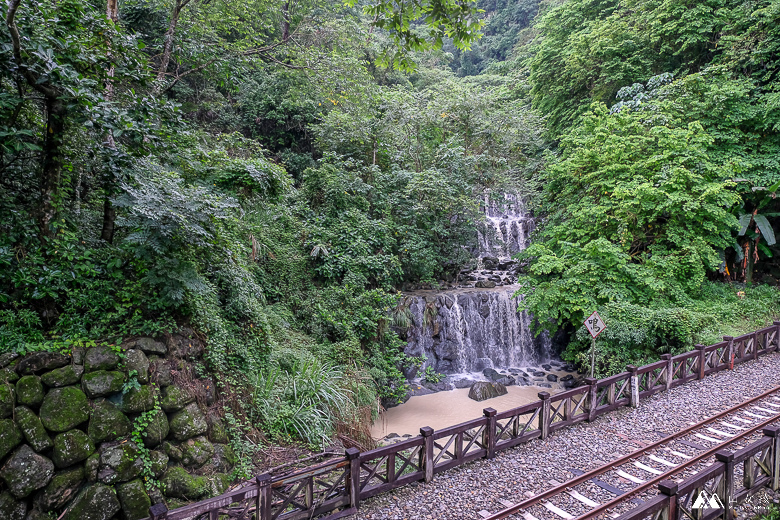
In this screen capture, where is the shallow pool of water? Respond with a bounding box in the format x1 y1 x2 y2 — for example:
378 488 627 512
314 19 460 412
370 384 556 438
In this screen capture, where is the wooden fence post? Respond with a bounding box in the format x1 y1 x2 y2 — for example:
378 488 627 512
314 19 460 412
764 426 780 491
658 480 678 520
538 392 551 440
148 503 168 520
420 426 434 483
695 344 706 379
715 449 734 520
483 408 497 459
256 473 272 520
723 336 734 370
626 365 639 408
661 354 673 391
345 447 361 510
774 322 780 352
585 377 598 422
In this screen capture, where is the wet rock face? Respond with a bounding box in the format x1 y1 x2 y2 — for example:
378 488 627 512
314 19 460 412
404 289 551 374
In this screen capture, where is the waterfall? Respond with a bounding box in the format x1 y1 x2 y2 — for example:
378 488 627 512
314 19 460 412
401 191 552 376
403 290 551 374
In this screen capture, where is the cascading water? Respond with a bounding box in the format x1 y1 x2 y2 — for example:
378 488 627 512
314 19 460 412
401 191 552 379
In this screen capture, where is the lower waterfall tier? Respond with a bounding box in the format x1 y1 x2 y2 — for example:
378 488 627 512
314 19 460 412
402 286 551 375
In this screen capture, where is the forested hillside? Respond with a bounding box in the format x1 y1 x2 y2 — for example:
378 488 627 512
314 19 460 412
2 0 780 468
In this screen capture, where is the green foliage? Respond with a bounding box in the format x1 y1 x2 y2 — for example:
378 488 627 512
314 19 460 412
422 365 445 383
131 392 163 493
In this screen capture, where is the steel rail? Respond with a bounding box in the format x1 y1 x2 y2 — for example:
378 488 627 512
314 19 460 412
485 384 780 520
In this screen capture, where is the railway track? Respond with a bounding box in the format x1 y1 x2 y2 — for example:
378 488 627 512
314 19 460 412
480 385 780 520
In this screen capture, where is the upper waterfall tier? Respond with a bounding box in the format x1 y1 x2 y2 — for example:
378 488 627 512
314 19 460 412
477 192 535 262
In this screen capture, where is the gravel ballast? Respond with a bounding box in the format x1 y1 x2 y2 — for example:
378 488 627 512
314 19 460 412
355 352 780 520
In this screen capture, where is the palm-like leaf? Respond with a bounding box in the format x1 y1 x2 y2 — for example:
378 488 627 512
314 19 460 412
752 214 776 245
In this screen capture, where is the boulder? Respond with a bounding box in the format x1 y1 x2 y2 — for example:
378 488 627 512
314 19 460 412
34 466 84 511
84 452 99 482
41 364 84 388
179 436 214 468
161 385 194 412
81 370 125 398
533 371 546 377
98 442 143 484
71 347 85 365
149 450 168 478
420 378 452 392
88 399 132 444
0 418 22 460
61 483 120 520
150 359 174 386
203 472 231 496
39 386 90 432
167 329 204 360
125 337 167 355
452 378 474 389
160 466 207 499
206 443 235 473
16 353 69 376
0 491 26 520
547 374 558 382
142 408 169 448
53 429 95 468
0 367 19 385
0 383 15 418
0 445 54 498
114 384 157 414
482 368 501 381
495 376 516 386
169 402 208 441
123 349 150 384
474 280 496 288
84 346 121 372
560 374 574 382
117 479 151 520
467 381 508 402
0 352 19 368
473 358 494 371
206 412 228 444
15 376 44 408
542 364 552 371
162 440 183 462
14 406 52 452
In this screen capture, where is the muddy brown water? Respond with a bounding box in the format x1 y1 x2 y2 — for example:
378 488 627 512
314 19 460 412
370 382 564 438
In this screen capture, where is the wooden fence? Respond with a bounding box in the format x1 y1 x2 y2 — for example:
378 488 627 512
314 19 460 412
614 425 780 520
146 321 780 520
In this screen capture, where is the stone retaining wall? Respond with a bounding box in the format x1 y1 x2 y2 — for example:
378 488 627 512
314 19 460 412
0 331 235 520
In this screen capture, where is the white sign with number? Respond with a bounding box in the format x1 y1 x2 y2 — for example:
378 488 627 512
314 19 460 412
584 311 606 339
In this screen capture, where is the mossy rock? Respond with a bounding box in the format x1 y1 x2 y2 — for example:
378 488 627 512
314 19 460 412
203 472 231 496
0 352 18 368
125 337 167 355
15 376 44 408
0 418 22 460
113 384 157 414
39 386 90 432
15 406 52 452
123 349 150 384
160 466 207 499
41 364 84 387
0 383 14 419
142 408 169 448
150 359 174 387
61 483 120 520
84 452 99 482
83 346 120 372
98 442 143 484
34 465 84 511
0 491 26 520
16 352 69 375
88 399 132 444
162 440 183 462
208 443 236 473
207 412 228 444
169 402 208 441
81 370 125 398
23 508 49 520
149 449 168 478
0 445 54 498
0 367 19 385
53 429 95 468
117 479 151 520
160 385 194 412
179 435 214 468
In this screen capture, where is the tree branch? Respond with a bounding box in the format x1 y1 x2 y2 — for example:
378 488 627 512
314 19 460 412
5 0 59 99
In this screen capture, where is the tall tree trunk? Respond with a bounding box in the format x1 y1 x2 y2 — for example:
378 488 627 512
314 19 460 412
40 98 65 238
746 239 756 285
101 0 119 243
156 0 188 88
281 1 290 41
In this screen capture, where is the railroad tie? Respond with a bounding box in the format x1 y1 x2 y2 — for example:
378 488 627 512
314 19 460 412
614 469 644 484
720 421 746 430
518 510 541 520
548 480 601 508
569 469 643 505
663 447 692 459
677 440 708 451
540 500 575 519
731 416 754 424
694 433 720 443
647 454 677 467
763 402 780 409
743 411 770 419
706 427 734 437
633 461 663 475
753 406 777 414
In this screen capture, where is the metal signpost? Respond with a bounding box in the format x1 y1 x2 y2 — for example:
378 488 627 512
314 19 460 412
584 311 606 378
